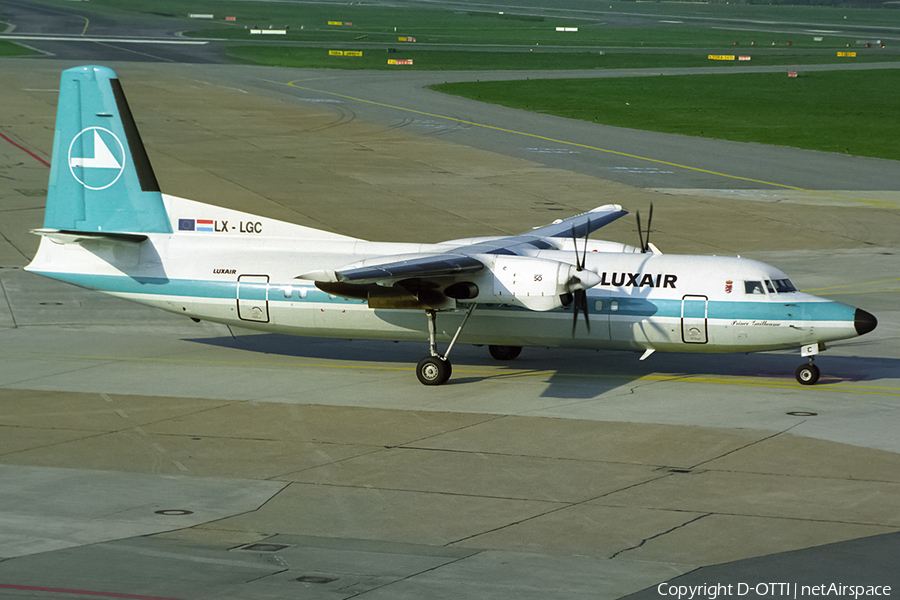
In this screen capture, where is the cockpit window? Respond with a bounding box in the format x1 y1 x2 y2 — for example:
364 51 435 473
745 279 797 295
772 279 797 293
745 281 766 295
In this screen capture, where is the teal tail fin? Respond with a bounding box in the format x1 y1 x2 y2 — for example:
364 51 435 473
44 65 172 234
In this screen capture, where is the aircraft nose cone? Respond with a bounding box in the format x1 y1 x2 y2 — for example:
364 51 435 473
855 308 877 336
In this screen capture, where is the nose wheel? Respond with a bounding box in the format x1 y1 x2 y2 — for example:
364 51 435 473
795 361 820 385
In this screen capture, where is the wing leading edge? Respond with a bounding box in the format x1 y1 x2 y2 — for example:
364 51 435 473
528 204 628 239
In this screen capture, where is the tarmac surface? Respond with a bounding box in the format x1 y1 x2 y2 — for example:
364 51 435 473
1 11 899 600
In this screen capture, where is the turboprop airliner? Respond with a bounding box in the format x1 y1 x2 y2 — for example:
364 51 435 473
26 66 878 386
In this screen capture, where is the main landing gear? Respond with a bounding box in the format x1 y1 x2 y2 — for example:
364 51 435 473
417 305 476 386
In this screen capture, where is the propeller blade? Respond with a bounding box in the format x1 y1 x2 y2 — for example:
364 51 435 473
571 289 591 336
580 290 590 332
636 210 645 253
571 224 584 270
572 292 579 336
646 203 653 251
582 217 591 270
570 219 593 336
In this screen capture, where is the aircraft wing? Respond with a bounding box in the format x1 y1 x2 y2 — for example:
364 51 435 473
335 253 484 284
527 204 628 239
328 204 628 285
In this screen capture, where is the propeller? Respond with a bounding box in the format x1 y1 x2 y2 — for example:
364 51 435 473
636 203 654 253
570 219 592 336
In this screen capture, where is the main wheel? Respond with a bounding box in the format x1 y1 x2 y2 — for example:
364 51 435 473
489 345 522 361
795 363 820 385
417 356 451 385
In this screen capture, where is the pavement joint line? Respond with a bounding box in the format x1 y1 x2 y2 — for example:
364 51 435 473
609 513 713 559
288 480 571 504
266 78 896 210
688 423 803 471
444 471 675 549
0 277 17 329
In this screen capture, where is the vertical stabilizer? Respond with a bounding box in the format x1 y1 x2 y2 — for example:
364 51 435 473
44 65 172 234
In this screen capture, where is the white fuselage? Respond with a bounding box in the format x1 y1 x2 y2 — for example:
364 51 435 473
26 195 861 356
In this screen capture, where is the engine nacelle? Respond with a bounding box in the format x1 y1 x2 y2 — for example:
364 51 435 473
465 255 600 311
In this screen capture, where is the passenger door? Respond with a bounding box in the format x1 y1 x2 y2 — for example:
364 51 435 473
681 295 708 344
237 274 270 323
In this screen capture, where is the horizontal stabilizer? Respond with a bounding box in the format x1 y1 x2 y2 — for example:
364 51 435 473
32 228 148 244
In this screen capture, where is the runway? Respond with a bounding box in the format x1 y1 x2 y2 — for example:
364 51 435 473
1 27 899 600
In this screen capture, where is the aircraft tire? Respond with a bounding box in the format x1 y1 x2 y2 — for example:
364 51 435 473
795 363 820 385
417 356 451 385
489 345 523 361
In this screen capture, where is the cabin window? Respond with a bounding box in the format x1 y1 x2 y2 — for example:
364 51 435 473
594 300 603 312
610 300 619 312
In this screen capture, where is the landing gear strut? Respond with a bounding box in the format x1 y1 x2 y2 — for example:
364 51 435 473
416 305 476 386
795 342 824 385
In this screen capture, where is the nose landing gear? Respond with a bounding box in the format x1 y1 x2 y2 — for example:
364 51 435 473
796 342 824 385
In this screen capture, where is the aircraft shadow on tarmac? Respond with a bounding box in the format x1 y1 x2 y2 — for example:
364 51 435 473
185 332 895 399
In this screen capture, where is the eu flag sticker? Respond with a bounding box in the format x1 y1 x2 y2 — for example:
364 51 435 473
178 219 195 231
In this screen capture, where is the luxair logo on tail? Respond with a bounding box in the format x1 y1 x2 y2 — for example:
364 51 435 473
68 127 126 190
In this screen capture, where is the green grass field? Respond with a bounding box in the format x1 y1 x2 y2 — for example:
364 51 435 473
0 40 39 57
431 70 900 161
226 45 897 71
14 0 900 160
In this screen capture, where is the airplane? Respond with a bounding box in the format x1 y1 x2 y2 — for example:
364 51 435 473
25 65 878 386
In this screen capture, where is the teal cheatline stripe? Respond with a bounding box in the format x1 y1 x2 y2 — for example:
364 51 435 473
594 297 852 323
29 271 355 305
32 271 235 299
708 300 854 322
33 270 855 322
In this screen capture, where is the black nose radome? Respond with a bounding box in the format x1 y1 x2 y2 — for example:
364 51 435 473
855 309 877 336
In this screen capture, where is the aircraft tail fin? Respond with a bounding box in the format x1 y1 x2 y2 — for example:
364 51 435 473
43 65 172 235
